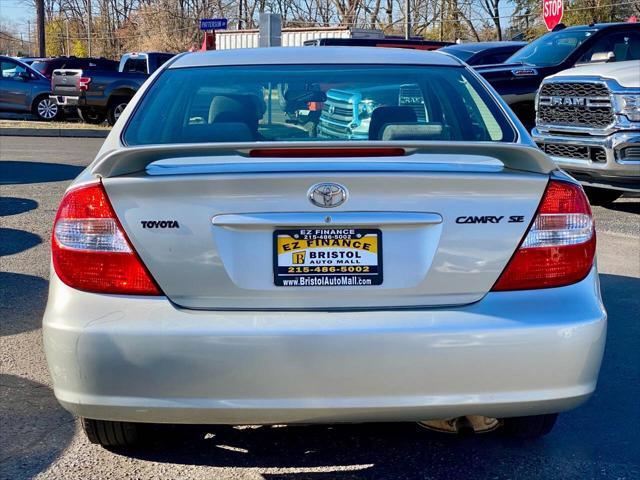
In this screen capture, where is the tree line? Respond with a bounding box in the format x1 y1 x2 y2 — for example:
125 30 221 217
1 0 637 58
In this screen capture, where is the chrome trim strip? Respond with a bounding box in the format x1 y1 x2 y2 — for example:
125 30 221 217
212 212 443 227
535 115 640 136
532 128 640 178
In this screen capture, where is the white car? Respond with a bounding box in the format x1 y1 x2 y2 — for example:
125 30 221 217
533 60 640 204
43 47 606 448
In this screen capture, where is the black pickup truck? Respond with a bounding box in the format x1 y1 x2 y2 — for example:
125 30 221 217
475 22 640 129
50 52 175 125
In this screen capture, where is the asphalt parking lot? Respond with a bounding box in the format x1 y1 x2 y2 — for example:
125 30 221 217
1 135 639 479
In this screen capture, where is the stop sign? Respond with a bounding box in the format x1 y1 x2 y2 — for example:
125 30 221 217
543 0 563 31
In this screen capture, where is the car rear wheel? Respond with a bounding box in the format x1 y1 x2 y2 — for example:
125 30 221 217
501 413 558 439
77 107 106 125
32 96 60 121
107 97 131 126
81 418 143 448
584 187 622 206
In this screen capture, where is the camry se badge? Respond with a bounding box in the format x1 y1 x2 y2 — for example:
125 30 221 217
455 215 525 224
308 183 348 208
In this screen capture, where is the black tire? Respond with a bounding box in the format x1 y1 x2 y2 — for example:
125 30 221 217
81 418 142 448
107 96 132 126
32 95 61 121
77 107 106 125
584 187 623 206
502 413 558 439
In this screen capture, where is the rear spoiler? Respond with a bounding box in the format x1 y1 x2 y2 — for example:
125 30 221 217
91 141 557 178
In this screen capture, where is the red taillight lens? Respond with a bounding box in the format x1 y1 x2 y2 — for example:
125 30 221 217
492 180 596 291
77 77 91 91
52 182 161 295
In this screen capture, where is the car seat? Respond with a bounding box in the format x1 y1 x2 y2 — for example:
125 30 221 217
368 106 418 140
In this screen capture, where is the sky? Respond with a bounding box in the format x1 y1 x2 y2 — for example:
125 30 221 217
1 0 32 26
0 0 36 35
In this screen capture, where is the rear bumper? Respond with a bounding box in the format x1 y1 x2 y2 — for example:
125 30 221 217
50 95 81 106
43 269 606 424
532 128 640 191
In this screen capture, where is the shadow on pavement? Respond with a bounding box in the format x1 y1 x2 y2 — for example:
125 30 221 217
0 197 38 217
0 374 75 480
0 272 48 336
0 228 41 256
112 273 639 479
118 421 585 479
0 161 84 185
605 198 640 215
587 273 640 456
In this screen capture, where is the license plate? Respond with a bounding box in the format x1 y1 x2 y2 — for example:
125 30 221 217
274 228 382 287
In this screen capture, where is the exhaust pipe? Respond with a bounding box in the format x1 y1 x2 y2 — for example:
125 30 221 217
418 415 499 435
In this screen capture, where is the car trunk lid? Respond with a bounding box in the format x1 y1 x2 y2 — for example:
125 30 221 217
97 142 553 310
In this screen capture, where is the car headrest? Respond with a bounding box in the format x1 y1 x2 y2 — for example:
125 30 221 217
369 106 418 140
613 43 630 61
628 40 640 60
209 96 250 123
208 94 265 131
381 123 448 141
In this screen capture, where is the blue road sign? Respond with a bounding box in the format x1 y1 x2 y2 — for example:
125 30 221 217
200 18 228 30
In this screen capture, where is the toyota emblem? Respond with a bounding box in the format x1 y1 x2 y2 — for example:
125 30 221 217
308 183 348 208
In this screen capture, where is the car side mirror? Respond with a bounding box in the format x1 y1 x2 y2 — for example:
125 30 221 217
590 51 615 63
17 71 31 80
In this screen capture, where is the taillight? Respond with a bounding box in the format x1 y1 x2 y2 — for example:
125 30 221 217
52 182 161 295
77 77 91 91
492 179 595 291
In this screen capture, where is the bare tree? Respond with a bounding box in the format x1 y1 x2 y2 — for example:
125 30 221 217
478 0 501 39
29 0 639 58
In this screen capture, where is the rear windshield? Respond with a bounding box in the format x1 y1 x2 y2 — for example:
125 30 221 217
122 57 147 73
31 60 55 73
123 64 516 145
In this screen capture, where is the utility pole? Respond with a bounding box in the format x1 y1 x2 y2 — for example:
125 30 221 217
87 0 92 56
439 0 444 41
66 19 70 55
238 0 243 30
27 21 32 56
404 0 411 39
36 0 45 56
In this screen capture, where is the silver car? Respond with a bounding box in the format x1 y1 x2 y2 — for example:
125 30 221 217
43 47 606 448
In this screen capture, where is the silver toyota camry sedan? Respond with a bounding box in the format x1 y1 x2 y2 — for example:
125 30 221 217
43 47 606 448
